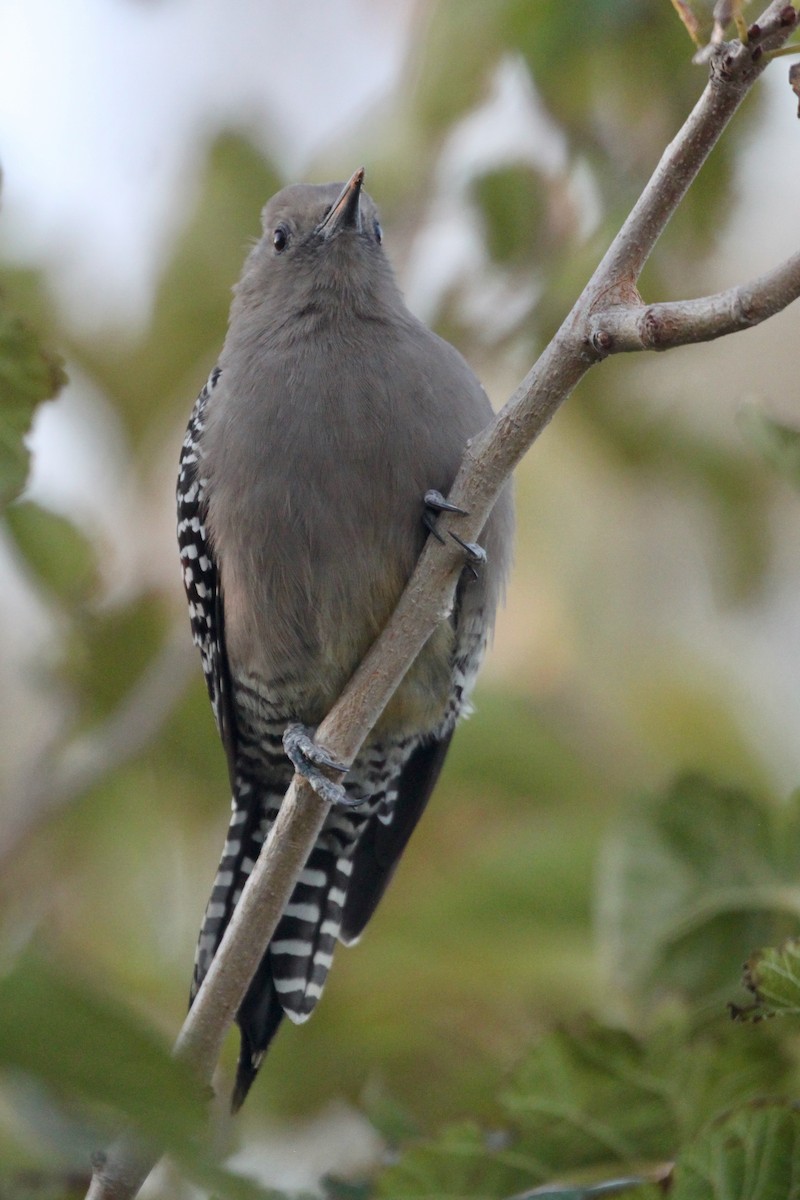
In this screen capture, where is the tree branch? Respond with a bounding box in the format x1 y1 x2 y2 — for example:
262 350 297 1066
589 249 800 354
85 5 800 1196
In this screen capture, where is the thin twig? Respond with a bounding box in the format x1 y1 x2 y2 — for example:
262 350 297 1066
85 6 800 1197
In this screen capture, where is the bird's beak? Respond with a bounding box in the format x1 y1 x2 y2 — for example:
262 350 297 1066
317 167 365 238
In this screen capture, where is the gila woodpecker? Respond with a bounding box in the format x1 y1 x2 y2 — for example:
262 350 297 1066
177 168 514 1109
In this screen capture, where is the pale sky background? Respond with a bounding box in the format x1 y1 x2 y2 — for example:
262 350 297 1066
0 0 416 330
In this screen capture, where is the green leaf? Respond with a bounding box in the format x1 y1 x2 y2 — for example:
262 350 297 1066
0 956 204 1149
506 1017 795 1171
377 1017 793 1200
733 938 800 1021
473 166 549 267
501 1026 675 1173
0 309 66 509
376 1121 531 1199
671 1101 800 1200
597 775 800 1009
5 502 97 608
495 1018 779 1178
0 956 282 1199
738 408 800 490
64 592 171 722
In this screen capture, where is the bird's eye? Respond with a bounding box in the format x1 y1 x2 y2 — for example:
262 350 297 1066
273 226 289 253
374 220 383 244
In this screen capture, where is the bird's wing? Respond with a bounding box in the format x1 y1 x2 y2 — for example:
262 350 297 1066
177 367 238 788
339 727 454 945
180 368 265 1010
340 577 492 945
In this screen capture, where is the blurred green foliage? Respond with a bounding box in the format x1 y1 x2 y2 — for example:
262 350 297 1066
373 1090 800 1199
1 1 799 1197
0 309 65 506
598 776 800 1012
669 1102 800 1199
371 778 800 1199
5 503 97 610
739 407 800 490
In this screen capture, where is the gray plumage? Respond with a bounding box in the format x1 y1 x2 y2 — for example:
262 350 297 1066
177 168 513 1109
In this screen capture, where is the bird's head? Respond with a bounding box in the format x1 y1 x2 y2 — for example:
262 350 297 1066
233 168 400 326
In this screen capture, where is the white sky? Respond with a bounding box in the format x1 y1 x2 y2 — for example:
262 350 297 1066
0 0 415 329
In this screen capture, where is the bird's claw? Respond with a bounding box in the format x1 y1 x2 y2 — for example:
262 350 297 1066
283 724 346 773
283 724 363 809
450 531 487 580
424 489 468 516
422 509 445 544
423 489 469 544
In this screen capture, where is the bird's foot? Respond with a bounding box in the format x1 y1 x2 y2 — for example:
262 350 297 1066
450 531 487 580
423 490 485 579
423 489 468 544
283 724 362 809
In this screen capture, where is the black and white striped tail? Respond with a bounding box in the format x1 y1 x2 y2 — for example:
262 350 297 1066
226 840 357 1107
232 841 356 1108
190 768 366 1107
268 842 354 1020
190 774 274 1002
194 803 357 1019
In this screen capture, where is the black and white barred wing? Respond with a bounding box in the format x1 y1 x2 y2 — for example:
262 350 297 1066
339 732 453 944
177 367 237 785
340 585 488 945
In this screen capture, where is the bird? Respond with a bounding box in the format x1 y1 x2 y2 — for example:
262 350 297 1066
177 167 514 1109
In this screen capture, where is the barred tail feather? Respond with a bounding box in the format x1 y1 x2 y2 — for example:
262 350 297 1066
234 958 284 1112
269 844 352 1022
193 785 356 1106
190 778 276 1002
232 844 353 1107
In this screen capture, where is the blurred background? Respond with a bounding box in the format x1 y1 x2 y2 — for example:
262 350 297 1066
1 0 800 1194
